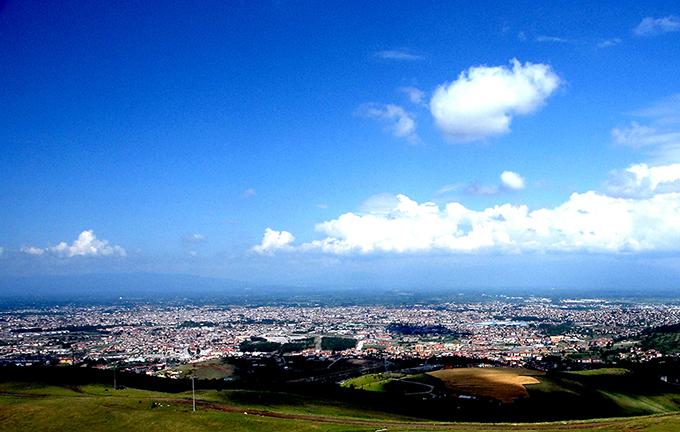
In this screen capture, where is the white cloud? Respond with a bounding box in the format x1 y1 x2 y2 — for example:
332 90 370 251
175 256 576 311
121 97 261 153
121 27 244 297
359 193 402 214
399 86 426 105
357 103 418 142
303 187 680 254
21 231 125 258
632 93 680 123
612 95 680 163
259 164 680 255
183 233 206 243
21 246 46 256
612 122 680 148
535 35 570 43
463 183 501 196
597 38 622 48
536 35 622 49
374 49 424 61
500 171 526 190
430 59 560 142
606 163 680 198
243 188 257 198
438 170 526 196
634 16 680 36
435 184 461 195
253 228 295 255
50 230 126 257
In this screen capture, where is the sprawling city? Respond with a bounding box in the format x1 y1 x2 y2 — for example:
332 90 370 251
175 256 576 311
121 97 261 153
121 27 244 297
2 297 679 375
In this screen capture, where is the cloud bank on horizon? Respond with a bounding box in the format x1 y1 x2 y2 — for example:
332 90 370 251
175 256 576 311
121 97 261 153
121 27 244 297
254 162 680 255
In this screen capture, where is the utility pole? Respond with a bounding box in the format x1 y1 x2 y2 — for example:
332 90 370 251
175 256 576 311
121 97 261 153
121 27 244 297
113 368 116 390
191 376 196 412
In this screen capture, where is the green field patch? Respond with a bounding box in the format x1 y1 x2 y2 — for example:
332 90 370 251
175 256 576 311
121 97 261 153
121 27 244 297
0 382 89 397
524 375 580 396
519 368 680 420
642 331 680 354
0 390 367 432
320 336 357 351
341 372 404 392
174 358 235 380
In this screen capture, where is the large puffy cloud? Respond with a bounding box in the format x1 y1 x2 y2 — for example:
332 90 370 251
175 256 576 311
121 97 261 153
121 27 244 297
22 230 126 258
430 59 560 141
252 228 295 255
256 164 680 255
51 230 126 257
305 192 680 254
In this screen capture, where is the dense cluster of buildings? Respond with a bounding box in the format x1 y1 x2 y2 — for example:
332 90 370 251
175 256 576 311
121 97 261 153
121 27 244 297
1 297 678 374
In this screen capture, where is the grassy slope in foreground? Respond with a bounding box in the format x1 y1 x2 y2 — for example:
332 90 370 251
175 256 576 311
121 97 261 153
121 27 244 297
2 383 680 431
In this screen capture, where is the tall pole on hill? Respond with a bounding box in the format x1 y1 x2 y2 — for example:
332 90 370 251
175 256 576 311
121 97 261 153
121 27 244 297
191 375 196 412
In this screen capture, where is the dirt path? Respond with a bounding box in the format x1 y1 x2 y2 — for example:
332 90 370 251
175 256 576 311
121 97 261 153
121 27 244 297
198 399 676 431
138 394 680 430
398 378 435 397
2 388 678 431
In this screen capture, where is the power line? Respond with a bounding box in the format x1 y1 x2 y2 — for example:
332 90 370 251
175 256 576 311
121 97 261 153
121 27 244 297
191 376 196 412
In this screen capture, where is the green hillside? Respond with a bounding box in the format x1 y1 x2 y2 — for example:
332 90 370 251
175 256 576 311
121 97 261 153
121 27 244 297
340 366 680 421
640 324 680 354
519 368 680 419
2 381 680 432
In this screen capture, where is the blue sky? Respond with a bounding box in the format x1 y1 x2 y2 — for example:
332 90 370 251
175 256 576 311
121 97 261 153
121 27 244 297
2 1 680 290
